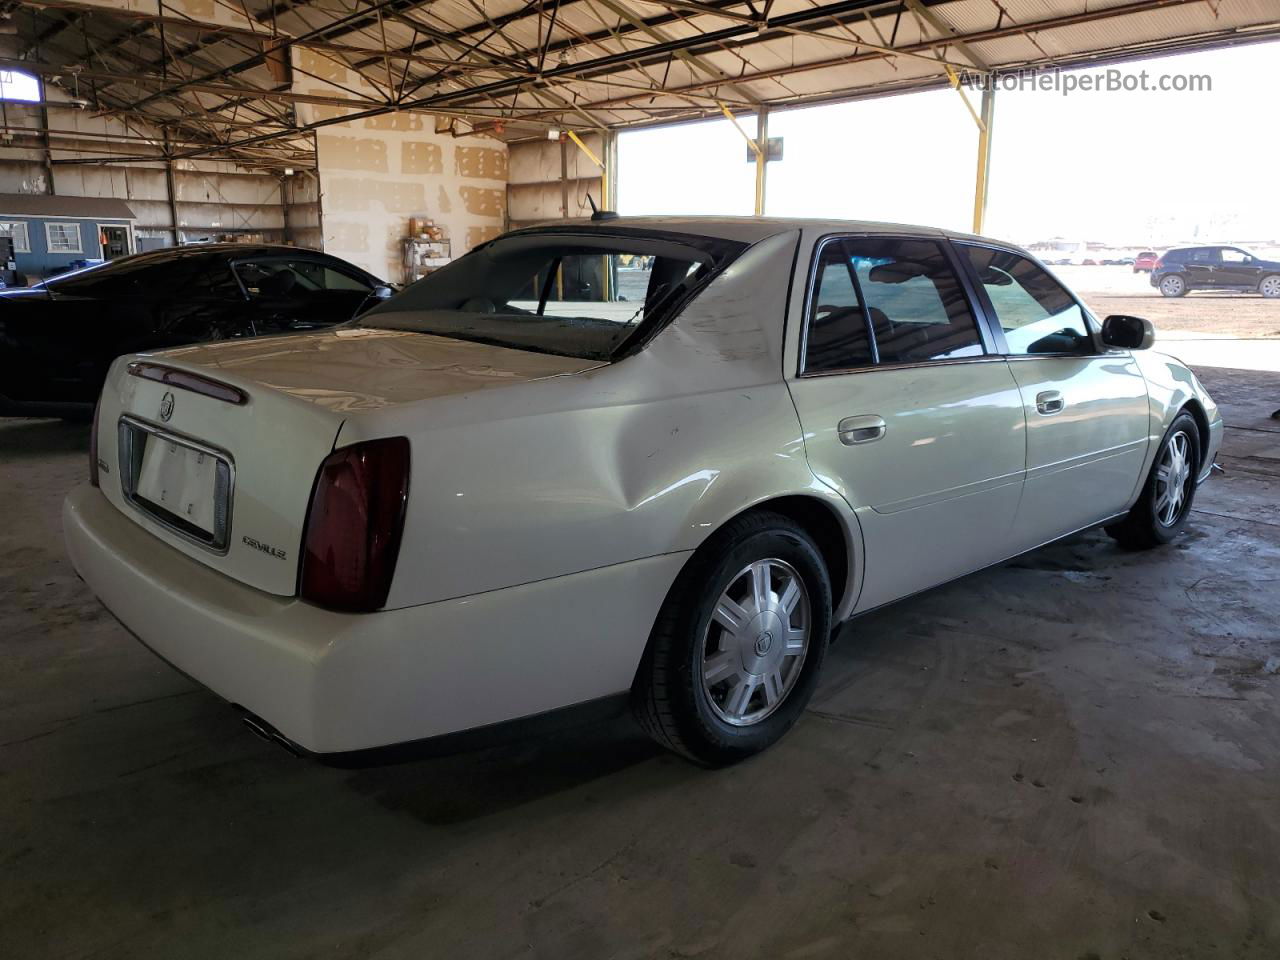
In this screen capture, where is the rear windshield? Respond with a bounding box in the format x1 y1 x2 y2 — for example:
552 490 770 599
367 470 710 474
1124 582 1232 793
35 249 182 295
358 229 747 361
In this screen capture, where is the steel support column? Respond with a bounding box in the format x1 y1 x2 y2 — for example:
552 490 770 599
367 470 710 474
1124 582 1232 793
600 129 618 211
559 136 570 219
280 177 291 245
38 102 56 195
164 134 181 246
754 106 769 216
566 129 612 212
972 82 995 235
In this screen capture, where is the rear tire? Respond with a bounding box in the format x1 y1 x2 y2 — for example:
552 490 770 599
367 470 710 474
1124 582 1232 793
1159 274 1187 297
631 511 832 766
1259 274 1280 299
1106 412 1201 550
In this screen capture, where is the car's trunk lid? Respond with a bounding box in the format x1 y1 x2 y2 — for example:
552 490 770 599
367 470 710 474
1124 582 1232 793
96 328 602 597
156 326 604 413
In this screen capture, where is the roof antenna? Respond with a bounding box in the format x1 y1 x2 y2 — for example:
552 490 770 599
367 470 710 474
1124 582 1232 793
587 192 618 221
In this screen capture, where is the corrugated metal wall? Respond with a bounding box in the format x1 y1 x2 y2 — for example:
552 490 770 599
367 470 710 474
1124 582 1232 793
508 134 608 230
0 90 307 255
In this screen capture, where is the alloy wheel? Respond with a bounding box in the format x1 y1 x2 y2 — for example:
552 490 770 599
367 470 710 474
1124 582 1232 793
1161 276 1184 296
701 559 811 727
1154 430 1194 527
1260 276 1280 298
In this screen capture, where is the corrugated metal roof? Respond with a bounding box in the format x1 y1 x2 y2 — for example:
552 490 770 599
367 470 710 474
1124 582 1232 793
0 194 136 220
10 0 1280 163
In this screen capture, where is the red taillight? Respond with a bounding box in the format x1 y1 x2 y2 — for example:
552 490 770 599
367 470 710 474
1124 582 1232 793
298 437 410 612
1153 257 1164 269
89 402 100 488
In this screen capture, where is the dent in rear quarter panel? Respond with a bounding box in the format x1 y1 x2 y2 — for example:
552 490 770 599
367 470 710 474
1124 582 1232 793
335 230 864 612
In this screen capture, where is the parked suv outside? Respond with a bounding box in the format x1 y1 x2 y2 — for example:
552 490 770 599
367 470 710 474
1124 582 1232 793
1151 245 1280 298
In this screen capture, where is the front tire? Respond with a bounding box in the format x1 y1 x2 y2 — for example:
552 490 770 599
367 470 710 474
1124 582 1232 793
1106 412 1201 550
1259 274 1280 299
1159 274 1187 297
631 511 832 765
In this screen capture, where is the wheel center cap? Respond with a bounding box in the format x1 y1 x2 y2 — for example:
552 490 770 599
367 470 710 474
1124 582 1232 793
742 610 785 672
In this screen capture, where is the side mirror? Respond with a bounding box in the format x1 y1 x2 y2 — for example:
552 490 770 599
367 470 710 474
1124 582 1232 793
373 284 395 300
1101 314 1154 350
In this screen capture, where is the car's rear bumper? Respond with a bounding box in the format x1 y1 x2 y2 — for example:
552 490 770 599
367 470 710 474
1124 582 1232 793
64 485 687 754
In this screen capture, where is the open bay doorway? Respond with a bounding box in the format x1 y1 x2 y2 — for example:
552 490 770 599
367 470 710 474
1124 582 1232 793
99 224 130 259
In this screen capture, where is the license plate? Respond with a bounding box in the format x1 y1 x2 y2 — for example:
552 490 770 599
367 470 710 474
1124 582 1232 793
136 437 220 534
118 417 233 551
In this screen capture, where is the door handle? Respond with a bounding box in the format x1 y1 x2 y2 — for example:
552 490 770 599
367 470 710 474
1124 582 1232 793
838 415 887 445
1035 390 1065 415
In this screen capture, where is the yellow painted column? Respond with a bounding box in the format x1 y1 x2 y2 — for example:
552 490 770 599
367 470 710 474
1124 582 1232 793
972 83 996 235
754 107 769 216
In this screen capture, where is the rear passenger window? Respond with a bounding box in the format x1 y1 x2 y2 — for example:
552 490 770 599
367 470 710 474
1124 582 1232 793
802 237 984 373
961 246 1093 355
804 242 873 372
844 237 984 364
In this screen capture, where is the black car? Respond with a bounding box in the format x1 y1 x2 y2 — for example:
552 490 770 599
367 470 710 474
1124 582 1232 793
1151 245 1280 298
0 243 389 417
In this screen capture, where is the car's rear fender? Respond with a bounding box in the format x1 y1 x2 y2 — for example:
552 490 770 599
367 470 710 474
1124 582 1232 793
331 229 870 612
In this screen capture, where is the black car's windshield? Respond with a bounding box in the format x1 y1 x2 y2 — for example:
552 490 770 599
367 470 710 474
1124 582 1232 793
358 230 746 361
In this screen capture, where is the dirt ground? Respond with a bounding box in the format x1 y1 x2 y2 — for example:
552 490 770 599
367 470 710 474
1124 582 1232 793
2 366 1279 960
1079 290 1280 339
1058 265 1280 339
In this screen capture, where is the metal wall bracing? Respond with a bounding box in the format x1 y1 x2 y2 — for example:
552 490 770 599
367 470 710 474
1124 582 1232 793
0 131 300 257
0 29 304 256
3 0 1276 169
508 132 609 230
3 0 1277 254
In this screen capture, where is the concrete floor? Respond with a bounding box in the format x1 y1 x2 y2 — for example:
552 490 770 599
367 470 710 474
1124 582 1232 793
2 366 1278 960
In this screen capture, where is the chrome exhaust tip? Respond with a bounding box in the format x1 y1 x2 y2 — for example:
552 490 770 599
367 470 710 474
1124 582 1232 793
238 711 303 757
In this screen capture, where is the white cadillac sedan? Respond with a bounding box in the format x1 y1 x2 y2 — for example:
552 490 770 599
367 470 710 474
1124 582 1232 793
64 217 1222 765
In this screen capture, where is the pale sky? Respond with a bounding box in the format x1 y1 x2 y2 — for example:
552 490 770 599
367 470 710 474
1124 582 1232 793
617 41 1280 246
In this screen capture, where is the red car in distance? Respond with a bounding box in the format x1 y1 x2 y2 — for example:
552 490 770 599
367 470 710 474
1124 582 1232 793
1134 251 1160 273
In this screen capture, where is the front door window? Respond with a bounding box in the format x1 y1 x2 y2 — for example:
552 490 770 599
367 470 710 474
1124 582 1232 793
961 246 1093 355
